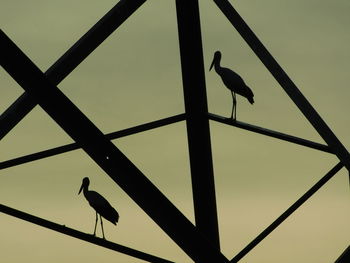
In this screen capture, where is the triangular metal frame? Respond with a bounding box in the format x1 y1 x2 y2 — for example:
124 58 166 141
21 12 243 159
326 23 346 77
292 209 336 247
1 0 348 262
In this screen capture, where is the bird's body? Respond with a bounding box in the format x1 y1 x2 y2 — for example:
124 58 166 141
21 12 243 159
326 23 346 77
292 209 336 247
83 189 119 225
79 177 119 239
218 67 254 103
210 51 254 119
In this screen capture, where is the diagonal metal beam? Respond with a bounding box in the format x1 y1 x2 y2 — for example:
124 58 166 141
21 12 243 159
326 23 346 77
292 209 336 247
175 0 220 249
0 204 175 263
208 113 333 154
335 245 350 263
0 30 229 263
0 114 185 171
213 0 350 172
0 0 147 141
231 162 344 263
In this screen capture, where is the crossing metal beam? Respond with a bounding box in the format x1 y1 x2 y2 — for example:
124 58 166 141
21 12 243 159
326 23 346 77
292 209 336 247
0 30 229 263
0 204 174 263
209 113 333 154
231 162 344 263
0 0 147 141
175 0 220 249
0 114 185 170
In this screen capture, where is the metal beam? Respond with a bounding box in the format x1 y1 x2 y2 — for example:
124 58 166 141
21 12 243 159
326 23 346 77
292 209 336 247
0 30 228 263
175 0 220 249
335 245 350 263
213 0 350 172
0 0 147 141
0 204 175 263
208 113 333 154
0 114 185 170
230 162 344 263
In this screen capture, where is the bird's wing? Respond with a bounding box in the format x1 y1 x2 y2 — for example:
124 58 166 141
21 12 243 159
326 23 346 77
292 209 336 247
87 191 119 224
220 67 253 99
87 191 109 207
220 68 246 89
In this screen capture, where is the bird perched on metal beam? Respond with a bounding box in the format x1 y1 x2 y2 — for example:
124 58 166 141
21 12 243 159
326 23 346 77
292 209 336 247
78 177 119 239
210 50 254 120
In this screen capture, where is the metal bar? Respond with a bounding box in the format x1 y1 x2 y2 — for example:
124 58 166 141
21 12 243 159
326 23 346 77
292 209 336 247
175 0 220 249
0 30 228 263
0 114 185 170
0 0 147 141
213 0 350 172
335 245 350 263
208 113 333 154
231 162 344 263
0 92 37 140
0 204 175 263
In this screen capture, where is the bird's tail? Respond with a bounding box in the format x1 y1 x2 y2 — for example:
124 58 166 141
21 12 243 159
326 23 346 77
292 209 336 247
245 85 254 104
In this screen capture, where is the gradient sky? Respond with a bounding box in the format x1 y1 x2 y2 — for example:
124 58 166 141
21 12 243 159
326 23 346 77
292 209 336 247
1 0 349 262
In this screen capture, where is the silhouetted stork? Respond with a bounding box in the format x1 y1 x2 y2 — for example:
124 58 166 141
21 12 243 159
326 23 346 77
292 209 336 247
210 50 254 120
78 177 119 239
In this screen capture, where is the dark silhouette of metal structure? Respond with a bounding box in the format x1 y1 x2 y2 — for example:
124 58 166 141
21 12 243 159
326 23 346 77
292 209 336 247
0 0 348 262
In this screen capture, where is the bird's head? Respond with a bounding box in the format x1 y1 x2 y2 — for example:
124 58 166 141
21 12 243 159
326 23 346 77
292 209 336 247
78 177 90 195
209 50 222 71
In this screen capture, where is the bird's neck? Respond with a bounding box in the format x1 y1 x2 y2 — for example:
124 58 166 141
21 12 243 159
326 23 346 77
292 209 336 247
214 58 221 73
82 186 89 197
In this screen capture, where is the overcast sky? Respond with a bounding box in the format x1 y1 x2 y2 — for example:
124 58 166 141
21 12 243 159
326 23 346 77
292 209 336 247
1 0 349 262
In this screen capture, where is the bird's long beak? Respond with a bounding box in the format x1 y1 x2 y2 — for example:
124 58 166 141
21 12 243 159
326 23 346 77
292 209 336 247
78 183 83 195
209 57 215 71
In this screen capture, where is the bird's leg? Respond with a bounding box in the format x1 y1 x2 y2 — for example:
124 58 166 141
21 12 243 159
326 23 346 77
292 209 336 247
230 92 234 119
93 212 98 236
100 214 106 239
234 92 237 120
231 92 237 120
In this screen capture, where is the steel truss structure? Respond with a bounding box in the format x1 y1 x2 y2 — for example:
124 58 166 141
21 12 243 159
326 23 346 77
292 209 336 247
1 0 349 262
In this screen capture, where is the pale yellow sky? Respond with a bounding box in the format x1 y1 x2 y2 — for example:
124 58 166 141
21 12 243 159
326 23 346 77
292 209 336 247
1 0 349 262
